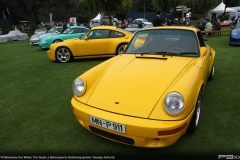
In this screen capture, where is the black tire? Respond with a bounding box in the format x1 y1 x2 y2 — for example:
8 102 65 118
55 47 73 63
53 39 62 43
187 89 202 134
116 43 127 55
208 65 214 81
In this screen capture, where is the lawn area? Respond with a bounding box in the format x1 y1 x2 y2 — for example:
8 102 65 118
0 29 239 159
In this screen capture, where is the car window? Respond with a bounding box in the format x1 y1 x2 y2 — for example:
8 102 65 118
110 31 125 38
56 27 63 32
237 23 240 28
63 27 71 34
48 27 57 33
125 29 199 56
87 30 110 39
83 28 89 32
197 31 206 47
72 28 84 33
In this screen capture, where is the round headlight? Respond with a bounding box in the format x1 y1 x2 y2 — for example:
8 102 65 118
72 78 86 96
231 29 238 36
164 92 184 115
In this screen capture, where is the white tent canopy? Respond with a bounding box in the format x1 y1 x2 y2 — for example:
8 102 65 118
210 1 237 13
92 13 101 21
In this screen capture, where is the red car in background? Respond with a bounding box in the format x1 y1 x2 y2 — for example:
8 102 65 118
220 20 234 26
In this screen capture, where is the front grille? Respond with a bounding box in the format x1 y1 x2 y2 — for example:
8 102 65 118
89 126 134 145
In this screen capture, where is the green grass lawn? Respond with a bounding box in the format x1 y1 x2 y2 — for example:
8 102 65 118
0 30 239 159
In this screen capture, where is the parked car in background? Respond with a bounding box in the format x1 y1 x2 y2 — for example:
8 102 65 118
0 30 28 42
39 26 89 50
71 26 215 147
34 28 47 35
133 18 152 25
220 20 234 26
229 22 240 45
195 21 207 31
30 26 63 46
124 22 153 33
47 26 134 63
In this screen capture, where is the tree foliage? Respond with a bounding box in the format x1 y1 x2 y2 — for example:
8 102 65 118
152 0 219 13
78 0 132 25
1 0 240 31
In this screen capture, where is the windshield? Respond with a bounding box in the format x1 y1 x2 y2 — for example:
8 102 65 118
48 27 57 33
63 27 71 34
125 29 199 57
237 23 240 28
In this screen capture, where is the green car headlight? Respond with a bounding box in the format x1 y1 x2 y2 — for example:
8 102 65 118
164 92 184 115
73 78 86 96
231 29 238 36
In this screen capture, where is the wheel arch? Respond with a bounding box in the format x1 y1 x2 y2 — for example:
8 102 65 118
55 46 74 62
115 42 128 54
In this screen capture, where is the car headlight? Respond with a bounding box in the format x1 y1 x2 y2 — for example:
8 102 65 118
164 92 184 115
72 78 86 96
231 29 238 36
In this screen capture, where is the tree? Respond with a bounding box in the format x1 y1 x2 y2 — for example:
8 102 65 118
78 0 132 25
152 0 219 13
137 0 154 12
0 0 41 30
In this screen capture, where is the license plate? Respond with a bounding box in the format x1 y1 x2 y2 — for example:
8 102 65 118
89 115 126 134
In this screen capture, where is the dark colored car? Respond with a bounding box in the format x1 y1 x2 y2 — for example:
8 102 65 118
195 21 207 31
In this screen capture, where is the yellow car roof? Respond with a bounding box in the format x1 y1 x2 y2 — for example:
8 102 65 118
142 26 200 33
91 26 117 30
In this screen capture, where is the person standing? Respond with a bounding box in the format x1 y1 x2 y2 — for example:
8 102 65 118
165 17 172 26
63 21 67 31
66 20 70 27
153 11 164 27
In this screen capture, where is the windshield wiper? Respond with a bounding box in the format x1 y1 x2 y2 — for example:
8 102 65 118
178 52 199 55
134 52 178 56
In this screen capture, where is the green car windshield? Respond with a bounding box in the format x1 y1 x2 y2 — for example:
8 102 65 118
63 27 72 34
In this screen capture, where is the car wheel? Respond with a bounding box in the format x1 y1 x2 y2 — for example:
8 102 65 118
208 65 214 81
53 39 62 43
187 89 202 134
116 43 127 55
55 47 73 63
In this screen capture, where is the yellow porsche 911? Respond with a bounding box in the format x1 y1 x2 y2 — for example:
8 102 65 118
47 26 134 62
71 26 215 147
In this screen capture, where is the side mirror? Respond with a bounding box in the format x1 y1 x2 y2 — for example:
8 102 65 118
83 36 88 40
200 47 208 57
204 36 207 41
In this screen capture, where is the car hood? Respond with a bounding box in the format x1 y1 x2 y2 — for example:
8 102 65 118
86 54 193 118
30 32 58 40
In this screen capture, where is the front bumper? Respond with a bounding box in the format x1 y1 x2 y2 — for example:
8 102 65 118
229 37 240 45
71 97 195 148
38 41 50 49
47 50 56 61
30 40 39 45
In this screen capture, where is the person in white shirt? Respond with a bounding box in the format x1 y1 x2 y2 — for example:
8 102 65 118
205 19 213 31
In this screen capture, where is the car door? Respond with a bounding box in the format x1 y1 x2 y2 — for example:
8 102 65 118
197 31 211 82
76 29 110 56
